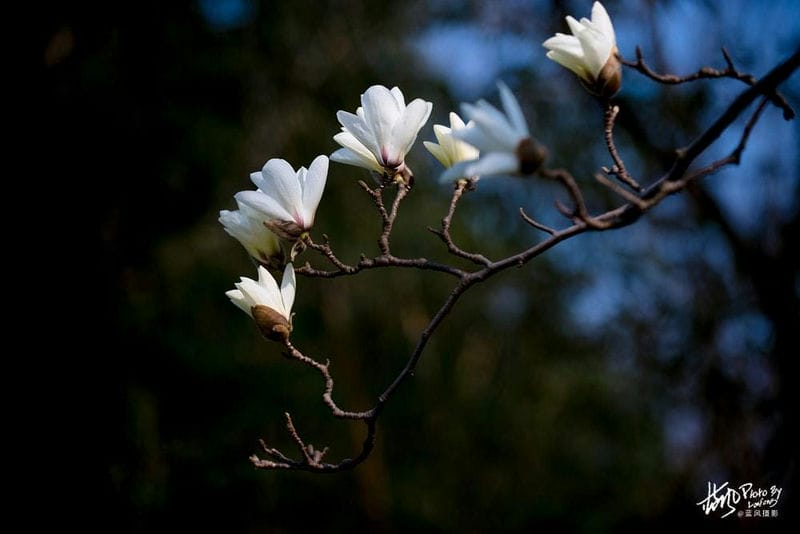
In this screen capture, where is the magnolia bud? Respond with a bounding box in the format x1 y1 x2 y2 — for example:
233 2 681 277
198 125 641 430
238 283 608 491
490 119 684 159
516 138 548 175
582 48 622 99
252 304 292 342
266 219 305 241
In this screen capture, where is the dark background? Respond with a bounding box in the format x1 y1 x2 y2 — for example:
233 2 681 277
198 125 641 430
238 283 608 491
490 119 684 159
45 0 799 530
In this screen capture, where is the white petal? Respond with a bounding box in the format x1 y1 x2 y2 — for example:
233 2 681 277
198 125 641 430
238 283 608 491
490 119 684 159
258 159 304 223
361 85 402 164
432 123 452 144
280 263 296 316
391 98 432 162
219 207 278 260
542 33 583 56
390 86 406 108
453 121 505 153
424 140 450 168
448 112 466 129
566 15 586 35
459 102 518 151
438 159 476 183
576 26 611 78
546 49 590 80
226 289 252 317
238 277 281 316
591 2 615 45
219 209 241 228
498 82 529 137
336 110 380 159
256 266 285 312
235 190 294 223
300 155 328 227
465 152 519 178
332 130 383 172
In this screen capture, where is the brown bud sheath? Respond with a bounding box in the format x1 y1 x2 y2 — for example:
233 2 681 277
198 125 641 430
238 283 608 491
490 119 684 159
252 305 292 343
265 219 305 241
583 48 622 99
516 137 548 175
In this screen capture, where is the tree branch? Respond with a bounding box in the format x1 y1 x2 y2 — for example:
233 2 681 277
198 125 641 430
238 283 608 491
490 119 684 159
621 46 795 119
250 48 799 474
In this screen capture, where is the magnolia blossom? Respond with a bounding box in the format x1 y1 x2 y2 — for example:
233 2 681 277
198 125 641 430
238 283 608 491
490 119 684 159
542 1 621 98
331 85 432 180
219 200 283 268
235 155 328 241
423 112 479 170
227 263 296 342
440 82 545 182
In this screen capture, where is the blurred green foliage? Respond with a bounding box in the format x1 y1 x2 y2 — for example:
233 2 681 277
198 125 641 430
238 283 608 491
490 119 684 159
46 0 798 531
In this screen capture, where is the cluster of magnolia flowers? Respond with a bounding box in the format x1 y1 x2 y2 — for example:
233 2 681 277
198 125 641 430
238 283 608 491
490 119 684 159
222 2 621 341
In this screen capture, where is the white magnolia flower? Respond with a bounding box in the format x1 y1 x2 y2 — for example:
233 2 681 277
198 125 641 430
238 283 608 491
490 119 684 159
235 155 328 240
219 200 283 268
423 112 479 169
542 1 621 98
227 263 296 341
331 85 433 180
441 82 545 182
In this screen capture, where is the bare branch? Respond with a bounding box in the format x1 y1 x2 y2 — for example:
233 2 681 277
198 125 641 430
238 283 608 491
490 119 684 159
595 173 647 209
519 207 556 235
539 168 612 229
429 180 492 266
683 97 769 182
621 46 795 119
249 48 800 474
602 104 641 191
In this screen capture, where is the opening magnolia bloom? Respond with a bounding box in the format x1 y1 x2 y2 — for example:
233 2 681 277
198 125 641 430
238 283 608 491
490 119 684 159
439 82 545 183
542 1 621 98
331 85 432 181
423 112 479 170
219 200 284 270
235 155 328 241
227 263 296 342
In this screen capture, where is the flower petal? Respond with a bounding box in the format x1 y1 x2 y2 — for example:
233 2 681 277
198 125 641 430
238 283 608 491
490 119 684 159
459 101 517 151
576 25 611 78
566 15 586 36
448 112 466 129
256 159 304 223
590 1 615 45
545 49 590 79
226 289 252 317
391 98 432 162
235 190 294 224
255 266 285 313
465 151 519 178
336 110 380 159
361 85 403 164
498 82 529 137
331 129 384 172
300 155 328 227
424 140 450 167
280 263 296 316
390 86 406 108
438 159 477 183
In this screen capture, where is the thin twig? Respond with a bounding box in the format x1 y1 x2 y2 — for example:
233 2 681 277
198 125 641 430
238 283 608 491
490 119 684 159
539 168 612 229
602 104 641 191
428 180 492 266
683 97 769 182
283 340 371 420
595 173 647 209
519 207 556 235
621 46 795 120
